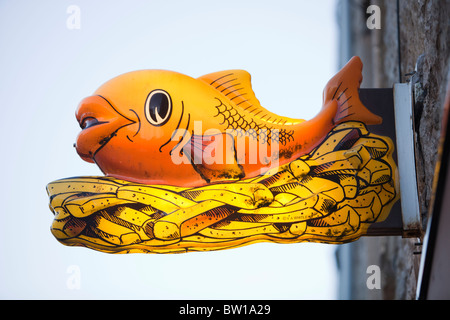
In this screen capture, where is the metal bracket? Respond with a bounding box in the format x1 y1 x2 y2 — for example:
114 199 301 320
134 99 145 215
393 81 422 235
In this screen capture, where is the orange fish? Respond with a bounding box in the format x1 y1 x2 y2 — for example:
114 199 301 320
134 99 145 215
75 56 381 187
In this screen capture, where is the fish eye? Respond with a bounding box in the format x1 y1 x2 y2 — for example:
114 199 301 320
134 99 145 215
144 89 172 126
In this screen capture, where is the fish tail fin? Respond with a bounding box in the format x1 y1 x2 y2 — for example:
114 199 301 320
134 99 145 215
322 56 382 125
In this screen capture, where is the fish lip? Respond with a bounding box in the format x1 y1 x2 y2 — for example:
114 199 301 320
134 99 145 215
79 116 109 131
76 150 95 163
76 95 135 128
75 95 136 162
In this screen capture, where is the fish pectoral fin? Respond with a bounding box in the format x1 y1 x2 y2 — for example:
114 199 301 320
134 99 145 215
322 56 382 125
183 132 245 184
194 163 245 184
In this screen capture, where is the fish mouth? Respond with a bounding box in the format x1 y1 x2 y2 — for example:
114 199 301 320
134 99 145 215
79 116 107 130
75 95 136 163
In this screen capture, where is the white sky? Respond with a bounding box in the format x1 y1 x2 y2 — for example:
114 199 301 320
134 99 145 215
0 0 340 299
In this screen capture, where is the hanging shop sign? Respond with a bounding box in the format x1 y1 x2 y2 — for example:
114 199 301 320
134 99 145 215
46 56 400 253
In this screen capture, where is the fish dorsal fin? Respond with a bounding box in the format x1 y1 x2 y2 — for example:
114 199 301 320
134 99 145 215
322 56 382 125
198 70 263 112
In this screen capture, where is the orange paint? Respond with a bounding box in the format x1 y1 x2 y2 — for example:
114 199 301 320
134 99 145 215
75 56 381 187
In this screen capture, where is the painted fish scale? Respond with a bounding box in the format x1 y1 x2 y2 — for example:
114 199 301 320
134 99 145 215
213 97 295 145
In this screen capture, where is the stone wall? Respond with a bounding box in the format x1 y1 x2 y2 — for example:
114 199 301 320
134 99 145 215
335 0 450 299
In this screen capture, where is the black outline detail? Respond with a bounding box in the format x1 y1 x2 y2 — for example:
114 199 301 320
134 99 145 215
169 112 191 156
159 101 185 153
129 109 141 137
144 89 173 127
97 95 135 123
332 81 343 100
209 73 234 86
91 95 136 161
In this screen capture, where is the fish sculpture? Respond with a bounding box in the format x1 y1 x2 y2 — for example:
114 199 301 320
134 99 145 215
75 56 381 187
46 56 399 254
